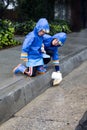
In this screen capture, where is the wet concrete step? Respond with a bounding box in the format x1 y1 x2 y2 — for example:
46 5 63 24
0 47 87 124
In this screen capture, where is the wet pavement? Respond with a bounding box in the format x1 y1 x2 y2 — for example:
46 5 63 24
0 29 87 125
0 60 87 130
0 29 87 83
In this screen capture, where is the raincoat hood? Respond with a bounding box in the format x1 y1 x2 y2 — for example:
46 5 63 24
52 32 67 44
34 18 50 34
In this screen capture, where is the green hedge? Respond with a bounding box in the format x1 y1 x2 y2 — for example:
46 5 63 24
50 19 71 35
0 19 71 49
0 19 20 49
14 20 36 35
14 19 71 35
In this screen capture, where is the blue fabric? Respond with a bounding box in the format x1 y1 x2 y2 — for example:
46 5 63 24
43 32 67 61
26 58 44 67
43 34 52 47
34 18 50 33
13 64 26 74
21 18 50 67
43 32 67 48
52 32 67 45
55 66 60 72
42 53 50 58
44 44 59 60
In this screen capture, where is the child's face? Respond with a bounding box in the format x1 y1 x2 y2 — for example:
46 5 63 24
38 30 45 36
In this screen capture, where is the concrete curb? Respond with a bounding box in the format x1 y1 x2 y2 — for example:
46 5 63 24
0 48 87 124
61 47 87 76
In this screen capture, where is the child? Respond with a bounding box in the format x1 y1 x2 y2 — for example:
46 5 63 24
43 32 67 85
13 18 50 76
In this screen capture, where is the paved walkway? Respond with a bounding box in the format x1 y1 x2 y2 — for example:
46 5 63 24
0 29 87 83
0 29 87 124
0 58 87 130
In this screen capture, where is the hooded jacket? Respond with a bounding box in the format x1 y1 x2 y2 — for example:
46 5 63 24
21 18 50 67
43 32 67 61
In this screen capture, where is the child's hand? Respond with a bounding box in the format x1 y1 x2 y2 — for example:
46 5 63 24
52 39 62 46
52 39 59 46
41 44 46 53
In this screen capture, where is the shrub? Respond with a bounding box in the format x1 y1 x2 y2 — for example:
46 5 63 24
50 19 71 35
14 20 36 35
0 19 20 49
14 19 71 36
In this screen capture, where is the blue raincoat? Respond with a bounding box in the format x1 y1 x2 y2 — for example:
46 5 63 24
21 18 50 67
43 32 67 61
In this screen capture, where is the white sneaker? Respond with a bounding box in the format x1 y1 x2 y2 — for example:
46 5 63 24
51 71 62 86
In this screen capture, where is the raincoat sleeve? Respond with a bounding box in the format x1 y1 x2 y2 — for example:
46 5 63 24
43 34 60 61
20 34 34 61
43 34 53 48
52 32 67 47
43 34 61 48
